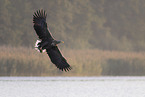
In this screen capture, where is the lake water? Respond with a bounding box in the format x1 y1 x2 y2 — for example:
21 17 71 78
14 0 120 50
0 76 145 97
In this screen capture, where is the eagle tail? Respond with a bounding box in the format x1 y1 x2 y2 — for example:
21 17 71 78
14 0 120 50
34 40 46 53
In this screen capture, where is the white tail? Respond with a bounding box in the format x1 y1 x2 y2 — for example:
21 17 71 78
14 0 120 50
34 40 46 52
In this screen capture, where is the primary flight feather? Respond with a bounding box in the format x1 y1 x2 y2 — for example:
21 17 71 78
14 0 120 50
33 9 72 71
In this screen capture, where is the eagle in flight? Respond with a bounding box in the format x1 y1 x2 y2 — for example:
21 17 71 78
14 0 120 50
33 9 72 71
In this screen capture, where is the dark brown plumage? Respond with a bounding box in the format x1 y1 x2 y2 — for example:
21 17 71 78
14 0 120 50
33 9 72 71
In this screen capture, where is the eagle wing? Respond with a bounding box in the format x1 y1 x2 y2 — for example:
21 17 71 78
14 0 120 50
33 9 53 40
46 46 72 71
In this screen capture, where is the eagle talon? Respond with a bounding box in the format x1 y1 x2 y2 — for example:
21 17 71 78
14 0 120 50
39 47 43 53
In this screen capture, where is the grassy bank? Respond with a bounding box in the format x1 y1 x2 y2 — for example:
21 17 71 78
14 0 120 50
0 46 145 76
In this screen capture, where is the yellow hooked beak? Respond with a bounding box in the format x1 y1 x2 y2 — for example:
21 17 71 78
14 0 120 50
61 41 64 43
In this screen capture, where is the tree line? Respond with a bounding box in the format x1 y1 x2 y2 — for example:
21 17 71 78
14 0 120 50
1 0 145 51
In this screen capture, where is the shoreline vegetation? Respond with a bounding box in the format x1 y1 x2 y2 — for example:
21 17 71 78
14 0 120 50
1 46 145 76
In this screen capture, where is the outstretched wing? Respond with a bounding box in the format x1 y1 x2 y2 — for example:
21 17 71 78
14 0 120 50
33 9 53 40
46 46 72 71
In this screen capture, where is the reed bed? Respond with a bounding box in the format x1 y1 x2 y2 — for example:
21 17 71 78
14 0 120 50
1 46 145 76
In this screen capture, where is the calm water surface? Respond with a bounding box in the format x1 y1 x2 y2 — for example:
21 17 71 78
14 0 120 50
0 76 145 97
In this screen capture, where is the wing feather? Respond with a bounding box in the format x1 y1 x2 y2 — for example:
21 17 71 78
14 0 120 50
33 9 52 40
46 46 72 71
